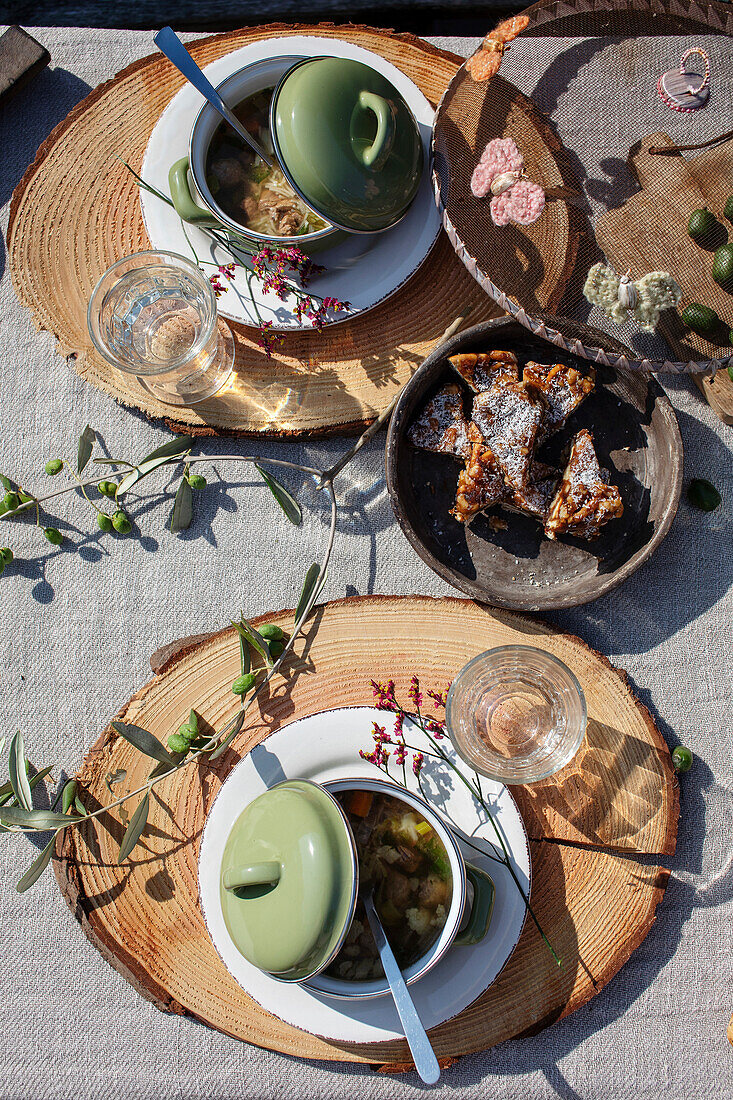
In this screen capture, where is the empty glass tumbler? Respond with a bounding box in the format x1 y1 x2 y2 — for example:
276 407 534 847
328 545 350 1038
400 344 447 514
446 646 587 784
87 251 234 406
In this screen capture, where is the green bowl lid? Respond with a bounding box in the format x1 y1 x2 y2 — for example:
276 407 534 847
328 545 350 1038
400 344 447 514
220 779 357 981
271 57 424 234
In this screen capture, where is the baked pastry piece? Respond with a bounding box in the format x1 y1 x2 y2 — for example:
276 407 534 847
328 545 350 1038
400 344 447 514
523 361 595 440
407 384 470 460
450 423 505 523
448 350 519 392
504 461 561 523
544 429 624 540
471 380 544 491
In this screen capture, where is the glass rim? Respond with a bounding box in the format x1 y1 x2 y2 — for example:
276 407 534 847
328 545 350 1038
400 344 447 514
86 250 217 377
445 645 587 785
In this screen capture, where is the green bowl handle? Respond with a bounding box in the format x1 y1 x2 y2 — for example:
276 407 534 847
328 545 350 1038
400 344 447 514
454 863 495 946
222 861 281 892
356 91 395 169
168 157 220 227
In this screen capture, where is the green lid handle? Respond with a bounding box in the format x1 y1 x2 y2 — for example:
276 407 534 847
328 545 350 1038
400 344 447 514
355 91 395 169
168 157 220 227
223 861 281 892
454 863 495 946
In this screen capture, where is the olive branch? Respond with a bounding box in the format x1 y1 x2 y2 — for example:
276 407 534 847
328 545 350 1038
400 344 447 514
0 315 469 891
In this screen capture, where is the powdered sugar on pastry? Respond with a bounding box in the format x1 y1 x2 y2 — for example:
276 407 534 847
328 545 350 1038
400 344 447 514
448 350 519 392
545 429 623 539
471 380 544 490
407 384 470 460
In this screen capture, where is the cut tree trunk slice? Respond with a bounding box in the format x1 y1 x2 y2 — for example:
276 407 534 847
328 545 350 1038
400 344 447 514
54 595 678 1064
7 24 500 439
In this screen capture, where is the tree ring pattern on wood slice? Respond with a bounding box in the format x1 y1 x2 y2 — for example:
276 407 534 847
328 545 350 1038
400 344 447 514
53 596 678 1065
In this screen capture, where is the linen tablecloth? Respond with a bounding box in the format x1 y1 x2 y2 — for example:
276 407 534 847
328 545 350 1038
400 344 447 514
0 27 731 1100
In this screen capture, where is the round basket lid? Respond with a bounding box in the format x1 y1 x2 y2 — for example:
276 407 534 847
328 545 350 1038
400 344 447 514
220 780 357 982
271 57 424 233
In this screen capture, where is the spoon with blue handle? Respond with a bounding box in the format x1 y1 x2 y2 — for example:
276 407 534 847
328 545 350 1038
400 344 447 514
361 885 440 1085
153 26 274 169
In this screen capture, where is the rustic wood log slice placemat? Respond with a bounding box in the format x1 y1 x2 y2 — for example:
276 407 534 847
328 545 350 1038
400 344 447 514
54 595 678 1068
7 24 504 439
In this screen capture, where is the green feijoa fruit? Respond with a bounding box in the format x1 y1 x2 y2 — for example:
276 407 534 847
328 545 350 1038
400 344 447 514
712 243 733 287
672 745 693 773
97 514 113 532
0 547 12 564
112 510 131 534
680 302 720 339
724 196 733 222
687 207 717 241
231 672 257 696
43 527 63 545
187 474 207 490
268 640 285 658
45 459 63 476
167 733 190 754
258 624 284 641
687 478 721 512
3 491 19 511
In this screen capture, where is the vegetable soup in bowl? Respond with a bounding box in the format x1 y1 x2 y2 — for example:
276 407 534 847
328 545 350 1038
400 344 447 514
307 777 496 1000
168 56 341 254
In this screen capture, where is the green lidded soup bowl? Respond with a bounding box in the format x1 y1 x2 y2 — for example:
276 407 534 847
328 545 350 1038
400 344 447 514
220 776 495 999
169 54 424 253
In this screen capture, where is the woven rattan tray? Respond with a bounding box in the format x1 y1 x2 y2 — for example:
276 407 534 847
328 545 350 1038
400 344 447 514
55 595 677 1069
7 24 500 439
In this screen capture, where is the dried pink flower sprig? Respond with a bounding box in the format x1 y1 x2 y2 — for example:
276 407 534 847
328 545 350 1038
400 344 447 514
361 675 561 967
208 245 351 356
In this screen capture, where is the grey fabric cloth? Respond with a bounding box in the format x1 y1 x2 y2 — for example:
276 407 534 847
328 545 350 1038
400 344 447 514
0 27 732 1100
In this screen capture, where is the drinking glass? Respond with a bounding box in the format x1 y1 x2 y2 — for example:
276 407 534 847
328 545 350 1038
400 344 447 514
87 250 234 406
445 646 587 784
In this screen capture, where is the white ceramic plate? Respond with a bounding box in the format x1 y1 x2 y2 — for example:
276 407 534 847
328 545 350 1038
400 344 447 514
141 38 441 330
198 706 531 1044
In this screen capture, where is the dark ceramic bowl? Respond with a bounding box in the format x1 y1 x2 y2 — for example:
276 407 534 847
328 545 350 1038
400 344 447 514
385 318 683 611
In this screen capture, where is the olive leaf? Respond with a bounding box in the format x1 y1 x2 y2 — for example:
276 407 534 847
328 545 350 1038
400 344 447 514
296 563 325 623
239 632 250 676
118 792 149 863
74 795 86 817
61 780 78 814
0 473 18 493
231 617 273 668
28 765 54 792
208 711 245 762
16 834 58 893
0 806 75 829
116 435 195 497
9 732 32 811
254 463 302 526
77 425 96 474
110 721 175 766
170 477 193 532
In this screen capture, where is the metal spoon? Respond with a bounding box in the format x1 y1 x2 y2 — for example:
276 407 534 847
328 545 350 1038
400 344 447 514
153 26 274 168
360 886 440 1085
